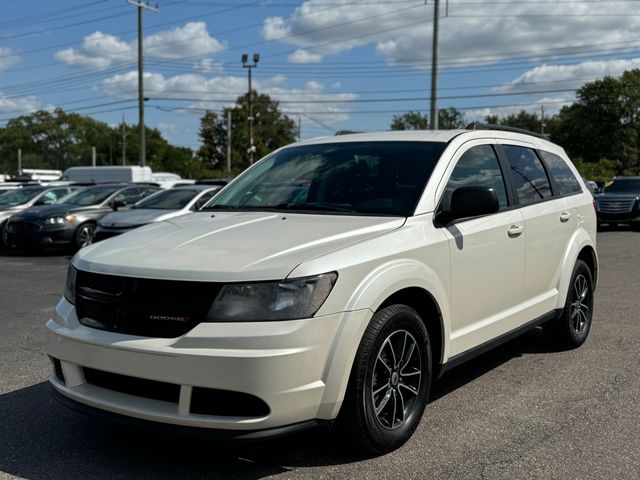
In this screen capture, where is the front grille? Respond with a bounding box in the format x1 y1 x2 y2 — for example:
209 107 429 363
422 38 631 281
596 197 636 213
83 368 180 403
75 270 220 338
7 220 42 233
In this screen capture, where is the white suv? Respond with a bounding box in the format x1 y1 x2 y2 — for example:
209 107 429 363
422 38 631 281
46 129 597 454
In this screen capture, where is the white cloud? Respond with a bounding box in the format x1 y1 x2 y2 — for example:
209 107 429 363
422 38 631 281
0 47 20 72
464 97 572 123
288 49 323 64
56 22 225 70
100 71 357 124
145 22 225 59
263 1 640 67
496 58 640 93
0 92 41 114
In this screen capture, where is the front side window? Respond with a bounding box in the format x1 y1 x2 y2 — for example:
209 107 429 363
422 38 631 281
0 187 45 206
503 145 552 206
206 141 447 216
539 151 582 196
441 144 508 211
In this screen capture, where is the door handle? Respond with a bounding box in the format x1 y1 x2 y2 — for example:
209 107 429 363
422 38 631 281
559 211 572 223
507 224 524 238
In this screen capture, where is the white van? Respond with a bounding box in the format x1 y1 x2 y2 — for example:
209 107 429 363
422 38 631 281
62 166 153 184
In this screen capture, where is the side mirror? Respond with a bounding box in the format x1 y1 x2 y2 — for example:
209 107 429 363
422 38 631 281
111 200 126 211
437 186 499 226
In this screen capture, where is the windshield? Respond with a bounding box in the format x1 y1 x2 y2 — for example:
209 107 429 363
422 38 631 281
133 189 199 210
604 179 640 193
62 186 121 206
0 187 45 206
206 141 446 216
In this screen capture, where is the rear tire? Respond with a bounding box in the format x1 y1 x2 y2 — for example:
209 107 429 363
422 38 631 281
544 260 594 349
339 304 432 454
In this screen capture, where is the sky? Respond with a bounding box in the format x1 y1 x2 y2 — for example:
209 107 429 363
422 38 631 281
1 0 640 150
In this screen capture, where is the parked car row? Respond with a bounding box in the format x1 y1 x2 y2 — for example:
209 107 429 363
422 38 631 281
0 182 224 250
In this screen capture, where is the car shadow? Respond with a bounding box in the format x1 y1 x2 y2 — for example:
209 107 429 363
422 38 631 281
0 248 73 259
0 329 554 480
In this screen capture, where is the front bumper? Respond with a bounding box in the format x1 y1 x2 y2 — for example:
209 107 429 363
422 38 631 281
46 297 371 431
6 223 76 248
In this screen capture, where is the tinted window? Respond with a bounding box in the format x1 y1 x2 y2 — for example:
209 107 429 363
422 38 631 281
503 146 552 205
0 187 45 206
62 186 122 206
134 189 199 210
604 179 640 193
114 188 145 205
208 142 447 216
193 189 219 210
35 188 70 206
539 151 582 195
442 144 508 210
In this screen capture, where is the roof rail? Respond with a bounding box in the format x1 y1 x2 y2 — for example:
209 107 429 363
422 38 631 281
465 122 548 140
335 130 362 136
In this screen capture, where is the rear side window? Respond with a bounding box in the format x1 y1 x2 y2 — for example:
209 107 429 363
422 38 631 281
442 144 508 210
539 151 582 196
503 145 552 206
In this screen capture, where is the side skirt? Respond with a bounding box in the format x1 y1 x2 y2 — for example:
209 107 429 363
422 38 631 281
440 308 562 375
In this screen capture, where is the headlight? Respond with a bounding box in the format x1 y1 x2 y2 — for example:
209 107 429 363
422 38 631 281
206 272 337 322
64 264 77 304
45 215 77 225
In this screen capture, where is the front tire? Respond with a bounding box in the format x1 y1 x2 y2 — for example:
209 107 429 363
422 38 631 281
544 260 594 349
75 223 95 249
340 305 432 454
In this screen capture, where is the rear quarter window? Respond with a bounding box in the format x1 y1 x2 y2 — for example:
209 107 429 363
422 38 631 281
539 150 582 196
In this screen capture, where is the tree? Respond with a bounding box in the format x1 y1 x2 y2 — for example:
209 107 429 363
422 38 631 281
0 108 207 178
390 111 429 130
197 91 297 174
390 108 465 130
484 110 543 133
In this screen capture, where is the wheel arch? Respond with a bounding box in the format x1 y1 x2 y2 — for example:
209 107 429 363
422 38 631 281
318 260 451 420
555 230 598 309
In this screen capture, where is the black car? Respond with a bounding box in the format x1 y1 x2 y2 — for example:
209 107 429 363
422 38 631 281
595 176 640 229
5 184 160 250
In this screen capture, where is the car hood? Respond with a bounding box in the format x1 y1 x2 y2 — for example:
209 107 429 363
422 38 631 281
99 209 182 228
11 203 102 219
76 211 406 282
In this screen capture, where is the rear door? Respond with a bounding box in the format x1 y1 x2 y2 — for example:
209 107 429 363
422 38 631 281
499 144 575 317
435 141 526 356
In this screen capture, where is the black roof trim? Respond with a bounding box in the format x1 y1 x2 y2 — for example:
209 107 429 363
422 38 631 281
334 130 363 136
465 122 548 140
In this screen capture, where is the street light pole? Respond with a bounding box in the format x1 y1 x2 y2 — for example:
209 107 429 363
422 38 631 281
128 1 158 167
242 53 260 165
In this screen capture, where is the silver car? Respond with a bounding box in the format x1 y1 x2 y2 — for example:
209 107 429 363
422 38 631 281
93 185 221 242
0 185 78 246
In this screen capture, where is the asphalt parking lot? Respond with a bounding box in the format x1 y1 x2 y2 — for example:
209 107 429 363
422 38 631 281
1 230 639 480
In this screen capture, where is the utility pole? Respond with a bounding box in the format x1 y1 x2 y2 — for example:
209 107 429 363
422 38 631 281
91 146 96 167
226 109 232 179
297 114 302 142
242 53 260 165
128 0 158 167
540 105 545 135
17 149 22 176
429 0 440 130
121 115 127 165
